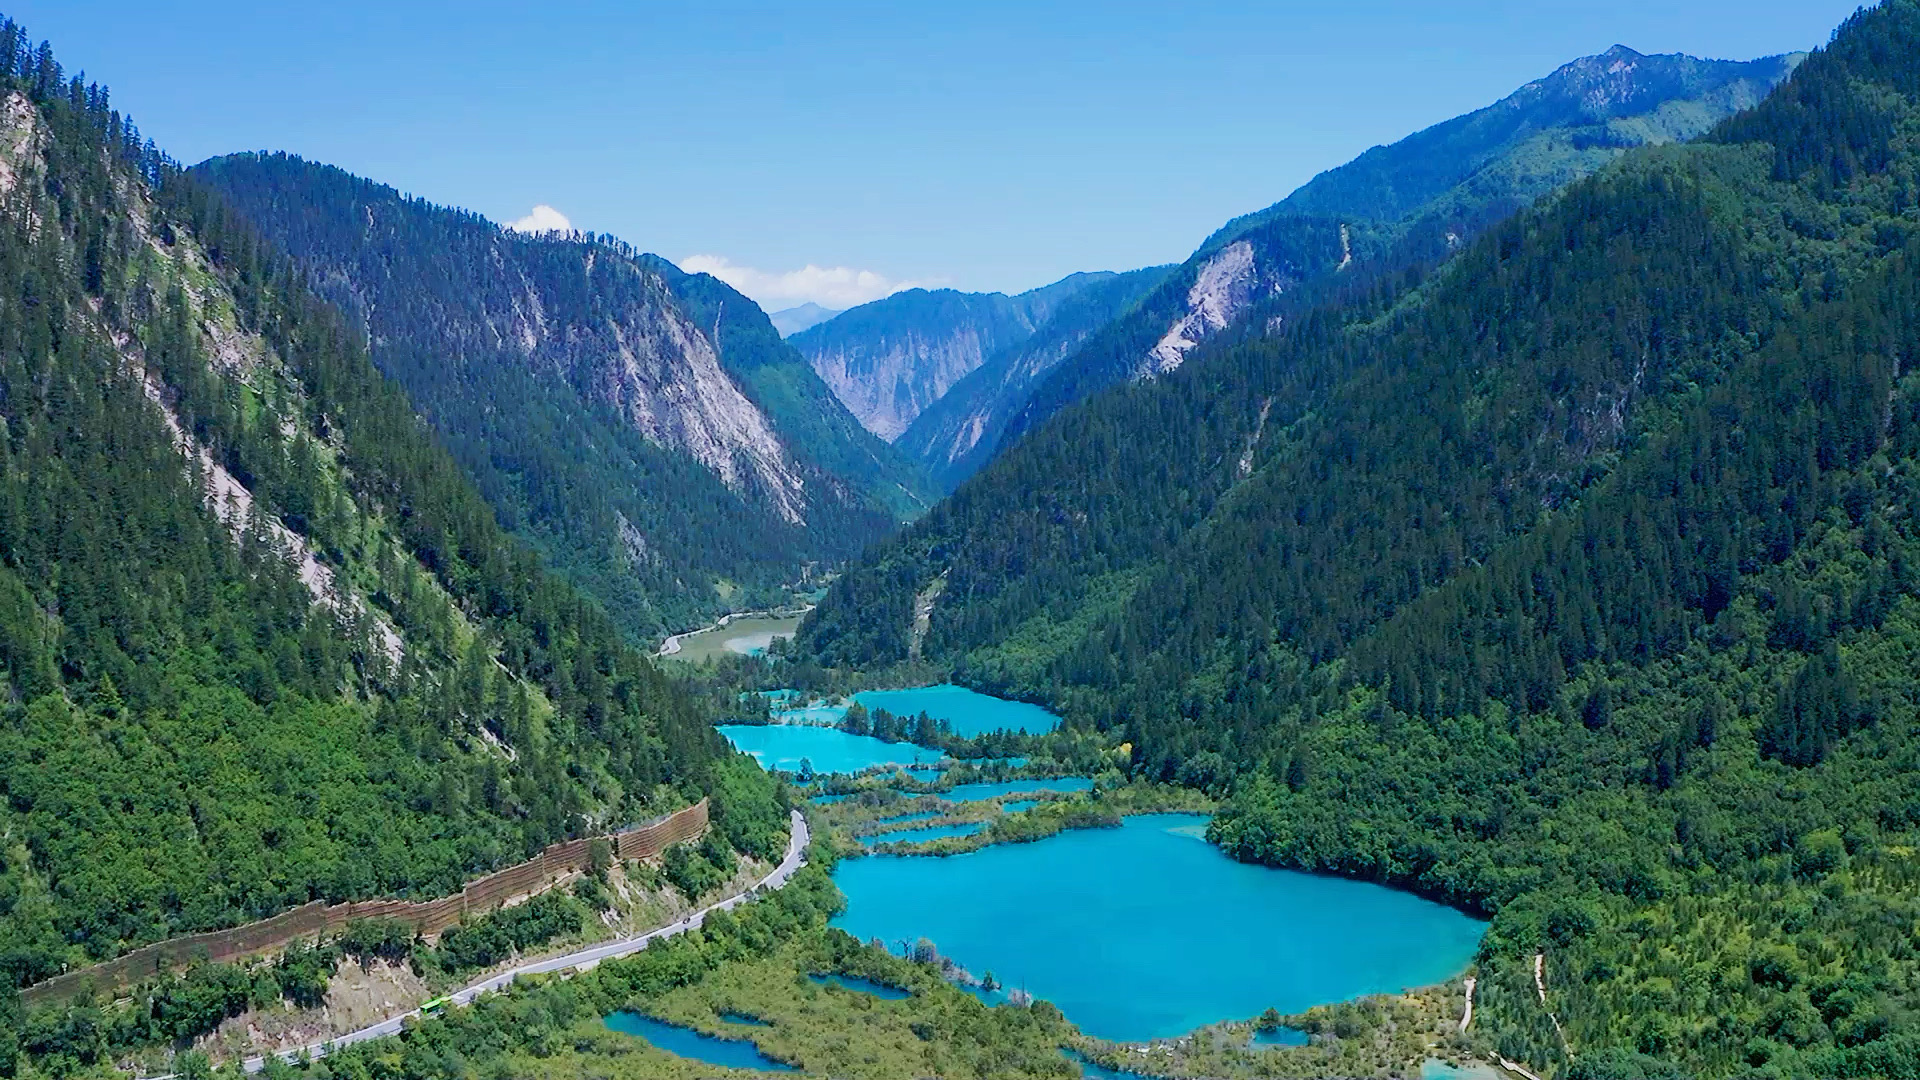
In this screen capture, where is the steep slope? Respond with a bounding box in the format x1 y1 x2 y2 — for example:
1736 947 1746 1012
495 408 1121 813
893 264 1174 491
769 302 840 337
787 272 1116 440
803 3 1920 1074
0 27 781 1070
1003 45 1802 447
193 154 930 640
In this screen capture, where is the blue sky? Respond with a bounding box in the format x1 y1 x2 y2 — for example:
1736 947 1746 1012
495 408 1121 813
12 0 1865 309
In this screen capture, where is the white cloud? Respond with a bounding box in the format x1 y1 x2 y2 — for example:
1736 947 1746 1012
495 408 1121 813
679 254 931 309
505 204 572 233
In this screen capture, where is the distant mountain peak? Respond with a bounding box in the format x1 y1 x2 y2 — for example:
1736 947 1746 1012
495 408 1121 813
769 302 841 337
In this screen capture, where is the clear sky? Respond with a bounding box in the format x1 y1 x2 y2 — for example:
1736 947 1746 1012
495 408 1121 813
10 0 1865 309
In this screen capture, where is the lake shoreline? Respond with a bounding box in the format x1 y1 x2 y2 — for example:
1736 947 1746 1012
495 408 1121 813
830 812 1488 1050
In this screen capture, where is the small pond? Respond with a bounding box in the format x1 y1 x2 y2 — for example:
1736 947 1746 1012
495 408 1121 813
1063 1049 1158 1079
1421 1060 1504 1080
832 814 1486 1042
664 614 802 663
808 973 912 999
1250 1026 1311 1047
603 1011 796 1072
1002 799 1039 813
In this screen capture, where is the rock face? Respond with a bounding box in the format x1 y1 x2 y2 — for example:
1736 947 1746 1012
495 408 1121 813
895 265 1173 491
194 152 928 638
1145 240 1267 376
788 273 1113 440
547 263 808 523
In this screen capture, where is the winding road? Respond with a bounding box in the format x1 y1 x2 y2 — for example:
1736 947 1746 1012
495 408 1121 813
143 810 811 1079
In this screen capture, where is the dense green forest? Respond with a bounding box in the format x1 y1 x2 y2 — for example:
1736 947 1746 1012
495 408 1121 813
0 18 782 1072
191 154 929 641
804 4 1920 1075
1000 46 1801 449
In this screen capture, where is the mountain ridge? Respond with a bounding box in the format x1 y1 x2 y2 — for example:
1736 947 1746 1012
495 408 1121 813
1000 44 1803 449
194 152 932 640
0 33 784 1065
787 271 1120 441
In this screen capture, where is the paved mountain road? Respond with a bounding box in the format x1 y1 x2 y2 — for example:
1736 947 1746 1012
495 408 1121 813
139 810 811 1079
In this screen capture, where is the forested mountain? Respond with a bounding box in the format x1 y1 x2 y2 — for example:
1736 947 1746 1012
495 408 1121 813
768 302 839 337
1001 45 1802 448
193 154 932 641
893 264 1173 491
786 272 1118 440
0 24 782 1070
803 2 1920 1074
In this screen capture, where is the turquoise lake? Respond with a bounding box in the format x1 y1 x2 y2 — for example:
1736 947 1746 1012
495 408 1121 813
717 724 944 774
945 777 1094 802
764 684 1061 735
831 814 1486 1042
853 684 1061 735
603 1011 795 1072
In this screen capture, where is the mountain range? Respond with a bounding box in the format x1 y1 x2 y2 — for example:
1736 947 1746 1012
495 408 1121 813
1000 45 1804 447
6 2 1918 1076
786 272 1119 441
788 46 1801 494
193 154 933 640
801 5 1920 1074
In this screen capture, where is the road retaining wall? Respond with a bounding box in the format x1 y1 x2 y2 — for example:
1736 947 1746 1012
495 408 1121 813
21 799 708 1006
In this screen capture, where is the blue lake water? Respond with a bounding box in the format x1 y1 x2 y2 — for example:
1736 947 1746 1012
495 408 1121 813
860 821 988 847
717 724 944 774
1063 1049 1156 1079
901 765 946 782
809 973 912 999
831 814 1486 1042
809 793 855 804
1002 800 1039 813
1421 1061 1503 1080
772 701 848 726
761 685 1061 735
1251 1026 1311 1047
603 1011 796 1072
945 778 1094 802
853 684 1061 735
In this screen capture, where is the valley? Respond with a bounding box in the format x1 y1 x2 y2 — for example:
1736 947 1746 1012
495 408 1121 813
4 4 1917 1080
